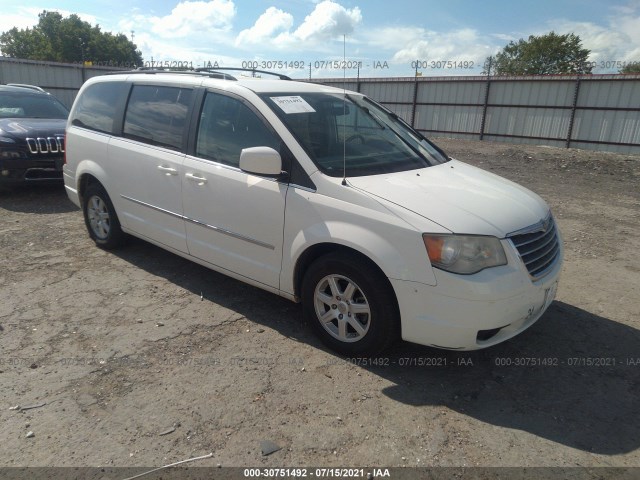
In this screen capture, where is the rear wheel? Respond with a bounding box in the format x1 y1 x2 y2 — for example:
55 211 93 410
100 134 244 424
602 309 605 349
302 253 398 355
82 183 126 249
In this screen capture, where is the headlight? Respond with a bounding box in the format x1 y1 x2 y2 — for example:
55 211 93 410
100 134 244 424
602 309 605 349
0 137 22 159
423 234 507 275
0 150 22 158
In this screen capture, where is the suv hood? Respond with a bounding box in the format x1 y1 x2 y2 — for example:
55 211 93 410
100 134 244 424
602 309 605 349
0 118 66 138
348 159 549 238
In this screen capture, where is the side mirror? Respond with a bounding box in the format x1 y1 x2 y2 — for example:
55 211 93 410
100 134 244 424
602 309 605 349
239 147 282 177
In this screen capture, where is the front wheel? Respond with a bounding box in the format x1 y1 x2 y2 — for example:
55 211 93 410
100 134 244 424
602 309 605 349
82 183 126 249
301 253 399 355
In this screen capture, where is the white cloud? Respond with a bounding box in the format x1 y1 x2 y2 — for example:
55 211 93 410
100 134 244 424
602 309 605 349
0 13 39 35
236 7 293 45
116 0 238 59
292 0 362 42
490 33 519 43
147 0 236 38
235 1 362 50
365 26 424 49
549 3 640 70
127 30 241 67
615 12 640 60
611 0 640 16
363 26 493 69
359 0 640 76
552 21 631 61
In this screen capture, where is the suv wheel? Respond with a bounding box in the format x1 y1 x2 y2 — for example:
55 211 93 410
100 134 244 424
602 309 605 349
302 253 398 355
83 184 126 249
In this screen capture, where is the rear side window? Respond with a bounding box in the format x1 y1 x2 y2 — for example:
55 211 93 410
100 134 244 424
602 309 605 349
196 92 280 167
123 85 192 151
71 82 125 133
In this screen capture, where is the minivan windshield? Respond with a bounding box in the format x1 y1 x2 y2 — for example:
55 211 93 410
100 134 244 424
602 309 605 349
261 92 448 177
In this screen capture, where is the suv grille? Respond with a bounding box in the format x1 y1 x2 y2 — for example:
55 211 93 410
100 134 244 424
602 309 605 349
509 215 560 280
26 136 65 155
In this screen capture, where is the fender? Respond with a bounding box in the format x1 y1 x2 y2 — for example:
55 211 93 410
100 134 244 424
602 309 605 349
280 187 441 296
75 160 109 192
64 125 113 203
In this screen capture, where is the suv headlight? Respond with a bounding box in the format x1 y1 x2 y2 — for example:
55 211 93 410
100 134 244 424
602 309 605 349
0 137 21 159
423 234 507 275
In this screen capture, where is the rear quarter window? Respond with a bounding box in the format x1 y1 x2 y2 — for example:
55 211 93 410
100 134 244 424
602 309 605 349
70 82 126 133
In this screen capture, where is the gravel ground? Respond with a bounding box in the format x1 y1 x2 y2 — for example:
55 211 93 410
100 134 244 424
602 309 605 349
0 138 638 474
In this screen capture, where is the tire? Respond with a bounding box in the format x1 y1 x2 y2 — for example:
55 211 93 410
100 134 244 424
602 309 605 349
82 183 126 249
301 252 399 356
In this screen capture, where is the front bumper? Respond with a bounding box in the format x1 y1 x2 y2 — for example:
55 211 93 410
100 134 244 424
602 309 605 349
393 239 563 350
0 156 64 183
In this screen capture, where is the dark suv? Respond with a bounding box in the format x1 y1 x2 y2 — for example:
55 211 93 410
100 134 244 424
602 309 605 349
0 84 69 184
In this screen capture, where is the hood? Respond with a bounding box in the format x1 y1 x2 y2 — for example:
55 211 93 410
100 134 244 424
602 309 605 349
0 118 66 139
347 159 549 238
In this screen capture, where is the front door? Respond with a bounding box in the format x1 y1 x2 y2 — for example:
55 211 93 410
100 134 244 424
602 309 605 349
182 91 288 289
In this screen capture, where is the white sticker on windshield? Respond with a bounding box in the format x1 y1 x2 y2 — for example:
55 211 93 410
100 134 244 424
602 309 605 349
270 96 316 114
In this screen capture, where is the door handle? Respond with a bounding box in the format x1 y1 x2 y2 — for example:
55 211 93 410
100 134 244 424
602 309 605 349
157 165 178 176
185 172 208 185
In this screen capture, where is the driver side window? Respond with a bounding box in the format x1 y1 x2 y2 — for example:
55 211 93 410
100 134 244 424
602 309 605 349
196 92 280 167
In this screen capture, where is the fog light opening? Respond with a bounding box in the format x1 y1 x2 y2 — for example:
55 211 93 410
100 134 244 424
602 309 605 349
476 327 505 342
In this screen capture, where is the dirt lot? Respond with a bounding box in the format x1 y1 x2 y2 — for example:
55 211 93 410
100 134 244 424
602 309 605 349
0 138 639 474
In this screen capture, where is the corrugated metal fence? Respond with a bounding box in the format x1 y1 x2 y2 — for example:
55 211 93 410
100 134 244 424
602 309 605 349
1 56 639 154
317 74 640 155
0 56 125 108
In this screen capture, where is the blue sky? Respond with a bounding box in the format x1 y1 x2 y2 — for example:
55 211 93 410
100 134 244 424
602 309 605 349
2 0 639 77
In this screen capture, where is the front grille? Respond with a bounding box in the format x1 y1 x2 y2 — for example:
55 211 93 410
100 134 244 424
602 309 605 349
509 215 560 280
25 136 65 155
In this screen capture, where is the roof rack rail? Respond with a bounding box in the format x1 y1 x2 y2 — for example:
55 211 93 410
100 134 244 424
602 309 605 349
194 67 291 80
106 68 237 81
105 66 292 81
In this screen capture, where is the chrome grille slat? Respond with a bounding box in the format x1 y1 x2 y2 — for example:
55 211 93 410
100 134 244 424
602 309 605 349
509 215 561 280
514 229 557 258
25 136 65 155
517 230 557 259
521 236 558 265
512 223 556 250
528 242 560 275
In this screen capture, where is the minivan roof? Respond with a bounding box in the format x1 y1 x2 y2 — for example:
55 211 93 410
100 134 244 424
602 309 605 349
91 70 354 96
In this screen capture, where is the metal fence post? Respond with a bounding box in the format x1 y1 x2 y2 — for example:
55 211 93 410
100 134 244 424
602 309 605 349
410 66 419 127
479 75 492 141
566 76 581 148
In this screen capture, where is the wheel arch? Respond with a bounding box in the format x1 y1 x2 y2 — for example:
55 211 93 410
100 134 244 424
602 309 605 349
296 242 403 352
78 172 103 204
74 159 110 204
293 242 396 306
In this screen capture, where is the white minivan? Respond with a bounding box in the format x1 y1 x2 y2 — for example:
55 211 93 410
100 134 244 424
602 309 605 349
64 69 562 355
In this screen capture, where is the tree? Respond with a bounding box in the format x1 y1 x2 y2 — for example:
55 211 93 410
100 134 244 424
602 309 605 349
620 63 640 74
483 32 592 75
0 11 142 66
